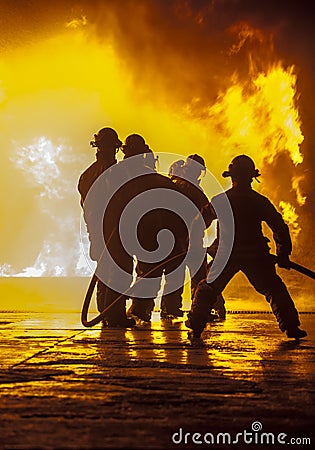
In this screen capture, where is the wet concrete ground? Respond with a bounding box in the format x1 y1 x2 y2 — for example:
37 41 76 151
0 311 314 449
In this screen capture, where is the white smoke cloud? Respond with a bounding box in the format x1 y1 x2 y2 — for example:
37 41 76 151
0 137 92 277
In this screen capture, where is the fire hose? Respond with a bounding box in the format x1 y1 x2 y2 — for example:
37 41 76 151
81 252 315 328
281 259 315 280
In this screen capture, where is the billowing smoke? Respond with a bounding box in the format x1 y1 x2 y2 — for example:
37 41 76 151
0 0 313 277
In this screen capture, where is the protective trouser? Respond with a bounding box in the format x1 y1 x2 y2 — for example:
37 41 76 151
189 252 300 334
128 262 164 321
96 245 134 323
130 251 187 320
161 256 207 316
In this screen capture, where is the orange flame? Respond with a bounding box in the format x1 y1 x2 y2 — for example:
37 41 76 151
0 18 307 276
279 201 301 240
292 175 307 206
206 61 305 244
208 64 304 167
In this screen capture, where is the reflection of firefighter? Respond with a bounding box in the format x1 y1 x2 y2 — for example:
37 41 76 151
118 135 188 323
161 154 216 319
187 155 307 340
78 127 136 327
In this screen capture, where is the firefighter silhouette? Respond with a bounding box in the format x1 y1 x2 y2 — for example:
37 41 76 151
78 127 136 327
161 155 225 321
119 134 188 323
186 155 307 340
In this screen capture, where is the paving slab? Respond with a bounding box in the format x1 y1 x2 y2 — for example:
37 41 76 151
0 311 314 449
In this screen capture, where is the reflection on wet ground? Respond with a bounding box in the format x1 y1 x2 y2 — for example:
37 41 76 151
0 311 314 449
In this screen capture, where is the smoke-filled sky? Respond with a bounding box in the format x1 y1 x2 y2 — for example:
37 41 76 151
0 0 314 277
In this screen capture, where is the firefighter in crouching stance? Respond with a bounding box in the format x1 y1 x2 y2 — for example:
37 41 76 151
186 155 307 340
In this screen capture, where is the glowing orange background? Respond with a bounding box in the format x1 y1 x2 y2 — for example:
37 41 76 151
0 1 313 311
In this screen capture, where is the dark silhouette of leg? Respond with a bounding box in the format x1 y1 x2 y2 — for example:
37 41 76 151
188 261 238 337
241 256 303 336
128 262 162 322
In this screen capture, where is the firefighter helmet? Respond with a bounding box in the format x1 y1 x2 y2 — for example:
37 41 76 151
187 154 206 168
222 155 260 180
168 159 185 178
122 134 149 157
90 127 122 149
